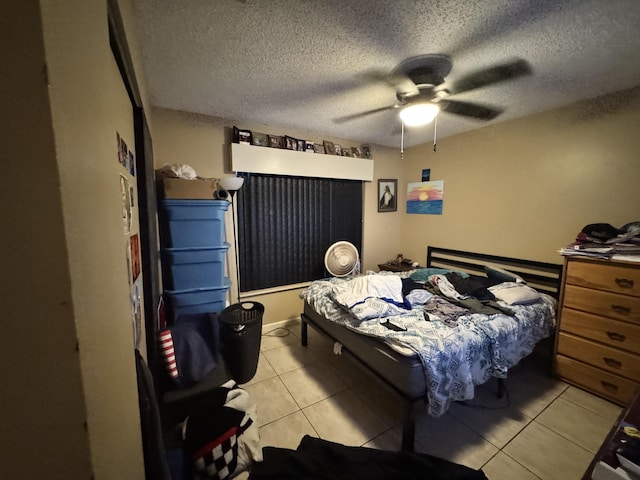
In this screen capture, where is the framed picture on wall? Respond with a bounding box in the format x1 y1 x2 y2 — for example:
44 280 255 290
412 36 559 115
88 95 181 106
378 179 397 212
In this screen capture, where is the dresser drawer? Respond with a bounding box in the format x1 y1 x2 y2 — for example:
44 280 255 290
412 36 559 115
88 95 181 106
560 308 640 353
557 332 640 381
566 260 640 297
555 354 636 406
563 284 640 324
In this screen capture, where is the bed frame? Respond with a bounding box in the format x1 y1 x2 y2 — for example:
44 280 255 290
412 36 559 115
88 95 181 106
300 246 563 451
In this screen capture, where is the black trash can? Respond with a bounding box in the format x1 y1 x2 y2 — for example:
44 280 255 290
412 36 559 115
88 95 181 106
219 302 264 384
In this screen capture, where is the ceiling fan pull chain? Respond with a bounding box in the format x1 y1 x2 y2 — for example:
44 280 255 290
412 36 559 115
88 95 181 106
400 121 405 160
433 114 438 152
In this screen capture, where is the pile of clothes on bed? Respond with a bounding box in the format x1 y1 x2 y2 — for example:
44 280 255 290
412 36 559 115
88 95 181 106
301 266 557 416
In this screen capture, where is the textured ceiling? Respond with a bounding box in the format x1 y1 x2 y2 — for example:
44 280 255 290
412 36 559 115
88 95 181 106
132 0 640 147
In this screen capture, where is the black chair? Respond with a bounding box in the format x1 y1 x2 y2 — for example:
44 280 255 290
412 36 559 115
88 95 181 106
136 349 233 480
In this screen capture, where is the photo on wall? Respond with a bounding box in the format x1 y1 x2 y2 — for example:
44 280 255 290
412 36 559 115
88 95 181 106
378 179 397 212
129 233 141 283
120 174 132 234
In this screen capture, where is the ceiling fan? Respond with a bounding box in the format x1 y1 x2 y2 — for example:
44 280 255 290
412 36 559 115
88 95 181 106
335 54 532 127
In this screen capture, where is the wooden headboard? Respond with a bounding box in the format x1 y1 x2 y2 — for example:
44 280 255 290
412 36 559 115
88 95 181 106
426 246 564 299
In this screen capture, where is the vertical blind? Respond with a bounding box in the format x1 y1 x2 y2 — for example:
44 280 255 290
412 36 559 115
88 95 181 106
236 174 363 291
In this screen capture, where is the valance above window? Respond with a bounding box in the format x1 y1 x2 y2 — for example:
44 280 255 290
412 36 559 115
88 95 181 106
231 143 373 181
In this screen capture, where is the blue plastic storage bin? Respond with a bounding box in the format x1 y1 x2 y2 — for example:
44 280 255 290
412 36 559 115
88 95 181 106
159 200 228 247
164 278 231 321
161 243 230 290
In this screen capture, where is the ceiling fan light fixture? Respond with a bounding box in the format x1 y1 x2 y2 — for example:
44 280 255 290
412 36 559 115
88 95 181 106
399 103 440 126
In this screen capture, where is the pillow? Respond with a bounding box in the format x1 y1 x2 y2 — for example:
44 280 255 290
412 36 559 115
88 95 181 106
488 282 541 305
484 265 526 284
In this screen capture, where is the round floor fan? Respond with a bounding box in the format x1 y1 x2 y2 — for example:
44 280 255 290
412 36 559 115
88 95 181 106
324 241 360 277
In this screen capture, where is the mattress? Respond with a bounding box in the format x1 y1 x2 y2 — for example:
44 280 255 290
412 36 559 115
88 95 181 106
303 302 427 400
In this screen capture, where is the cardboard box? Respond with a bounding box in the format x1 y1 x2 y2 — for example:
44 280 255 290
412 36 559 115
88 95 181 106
159 177 220 200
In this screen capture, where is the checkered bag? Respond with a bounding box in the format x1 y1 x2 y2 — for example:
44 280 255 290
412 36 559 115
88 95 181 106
183 381 261 480
191 419 253 480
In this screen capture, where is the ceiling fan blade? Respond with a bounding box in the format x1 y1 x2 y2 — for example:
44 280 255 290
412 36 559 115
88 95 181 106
334 104 399 124
387 73 420 97
439 99 503 120
362 70 419 97
449 59 532 95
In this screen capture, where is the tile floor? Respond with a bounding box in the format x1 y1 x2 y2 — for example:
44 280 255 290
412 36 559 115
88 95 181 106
236 319 622 480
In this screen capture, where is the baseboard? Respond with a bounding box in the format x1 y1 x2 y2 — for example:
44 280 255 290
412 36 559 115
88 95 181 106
262 317 301 330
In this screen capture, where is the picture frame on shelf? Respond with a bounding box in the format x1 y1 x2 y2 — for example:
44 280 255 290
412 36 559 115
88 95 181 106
233 126 252 145
268 135 285 149
361 144 372 159
285 135 298 150
378 179 397 212
305 141 315 152
323 140 336 155
251 132 269 147
334 144 342 156
240 130 252 145
297 139 306 152
313 143 326 154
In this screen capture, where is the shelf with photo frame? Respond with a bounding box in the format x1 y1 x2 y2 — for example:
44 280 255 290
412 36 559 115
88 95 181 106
230 143 373 181
234 126 372 159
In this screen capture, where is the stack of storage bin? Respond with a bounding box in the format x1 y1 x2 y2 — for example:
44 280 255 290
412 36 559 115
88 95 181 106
158 199 231 322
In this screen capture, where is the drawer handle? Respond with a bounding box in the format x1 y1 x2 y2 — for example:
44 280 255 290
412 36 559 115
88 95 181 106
601 381 619 393
604 357 622 368
616 278 635 289
611 304 631 316
607 331 626 342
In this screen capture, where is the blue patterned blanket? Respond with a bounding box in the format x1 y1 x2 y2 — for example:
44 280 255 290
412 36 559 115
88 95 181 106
300 274 556 416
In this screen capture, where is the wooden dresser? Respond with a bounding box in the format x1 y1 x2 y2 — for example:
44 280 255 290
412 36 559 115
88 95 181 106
554 256 640 406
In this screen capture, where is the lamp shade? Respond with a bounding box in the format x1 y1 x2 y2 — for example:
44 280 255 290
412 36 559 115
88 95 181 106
219 176 245 192
399 103 439 127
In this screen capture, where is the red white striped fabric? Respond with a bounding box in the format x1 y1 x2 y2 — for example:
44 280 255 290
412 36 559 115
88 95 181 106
159 329 178 379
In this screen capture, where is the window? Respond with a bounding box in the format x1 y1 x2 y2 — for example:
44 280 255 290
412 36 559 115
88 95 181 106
236 174 363 291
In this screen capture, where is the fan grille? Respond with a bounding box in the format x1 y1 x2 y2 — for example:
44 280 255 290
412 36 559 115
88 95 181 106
324 241 359 277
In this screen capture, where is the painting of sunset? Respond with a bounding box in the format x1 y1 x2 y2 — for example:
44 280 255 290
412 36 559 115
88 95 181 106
406 180 444 214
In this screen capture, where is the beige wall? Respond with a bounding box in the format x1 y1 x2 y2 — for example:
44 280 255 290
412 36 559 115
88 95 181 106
40 0 146 474
401 87 640 265
1 0 155 478
151 108 404 323
1 1 92 477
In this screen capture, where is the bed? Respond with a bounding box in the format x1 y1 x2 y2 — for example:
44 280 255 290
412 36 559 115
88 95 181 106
299 246 563 451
